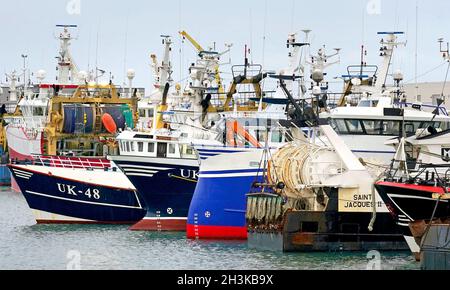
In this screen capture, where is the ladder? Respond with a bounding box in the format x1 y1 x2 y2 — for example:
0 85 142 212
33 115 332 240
94 106 103 133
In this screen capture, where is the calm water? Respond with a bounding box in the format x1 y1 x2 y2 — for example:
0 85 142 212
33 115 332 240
0 189 419 270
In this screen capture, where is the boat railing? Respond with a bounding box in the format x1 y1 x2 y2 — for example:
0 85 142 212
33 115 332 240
12 155 113 170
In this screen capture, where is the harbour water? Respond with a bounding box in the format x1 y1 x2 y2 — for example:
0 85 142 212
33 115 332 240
0 189 418 270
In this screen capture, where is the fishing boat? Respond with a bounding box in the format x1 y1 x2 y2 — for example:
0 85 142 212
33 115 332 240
375 131 450 258
9 156 145 224
375 39 450 258
324 32 450 166
7 80 148 224
109 34 245 231
245 124 406 252
6 25 147 224
186 32 335 239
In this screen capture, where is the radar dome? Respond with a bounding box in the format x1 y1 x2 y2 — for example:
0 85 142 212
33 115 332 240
393 70 404 82
312 69 324 83
36 70 47 81
127 69 136 80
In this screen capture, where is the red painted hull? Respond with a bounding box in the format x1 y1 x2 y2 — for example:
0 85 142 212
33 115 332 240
130 219 187 232
187 225 248 240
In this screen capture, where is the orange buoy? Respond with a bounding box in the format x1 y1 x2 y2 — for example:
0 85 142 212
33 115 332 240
102 113 117 134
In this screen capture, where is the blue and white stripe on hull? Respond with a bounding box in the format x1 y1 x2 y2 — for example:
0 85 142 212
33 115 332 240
8 164 147 224
188 149 266 240
194 145 268 161
110 155 199 231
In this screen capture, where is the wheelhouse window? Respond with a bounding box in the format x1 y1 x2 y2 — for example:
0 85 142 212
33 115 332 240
126 142 131 152
331 119 348 134
185 146 194 156
346 120 364 134
33 107 45 116
383 121 401 136
362 120 383 135
137 142 144 152
271 130 283 144
358 100 379 108
157 143 168 158
331 119 401 136
169 144 176 155
181 144 196 159
148 142 155 153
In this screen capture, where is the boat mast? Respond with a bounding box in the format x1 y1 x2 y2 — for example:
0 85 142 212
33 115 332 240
375 32 405 91
5 71 19 102
55 25 79 85
159 35 174 90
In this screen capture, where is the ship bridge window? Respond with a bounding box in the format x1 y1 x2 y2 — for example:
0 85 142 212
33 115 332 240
383 121 401 136
346 120 364 134
271 130 284 143
130 142 135 152
181 144 196 159
430 121 446 130
125 142 131 152
183 145 194 156
331 119 348 134
358 100 379 108
331 119 401 136
137 142 144 152
255 130 267 143
148 142 155 153
157 143 168 158
33 107 45 116
120 142 125 152
362 120 383 135
139 109 146 118
404 122 432 135
169 144 176 155
359 100 371 107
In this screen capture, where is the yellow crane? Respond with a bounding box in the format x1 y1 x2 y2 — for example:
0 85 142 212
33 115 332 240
179 30 225 103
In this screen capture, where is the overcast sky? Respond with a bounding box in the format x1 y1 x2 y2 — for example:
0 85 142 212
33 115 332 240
1 0 450 93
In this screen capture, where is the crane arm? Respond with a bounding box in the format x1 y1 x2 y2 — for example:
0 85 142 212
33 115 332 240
179 31 204 52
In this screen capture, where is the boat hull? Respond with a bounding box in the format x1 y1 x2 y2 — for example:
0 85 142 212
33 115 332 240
111 156 199 231
9 164 146 224
375 181 450 254
187 150 264 240
6 126 44 192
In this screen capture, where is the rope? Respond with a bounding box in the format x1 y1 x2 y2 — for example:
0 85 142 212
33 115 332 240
404 62 447 83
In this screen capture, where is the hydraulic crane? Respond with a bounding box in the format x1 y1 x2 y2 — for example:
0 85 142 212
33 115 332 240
179 31 226 101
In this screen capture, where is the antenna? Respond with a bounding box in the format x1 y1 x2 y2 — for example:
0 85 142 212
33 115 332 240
123 11 130 90
262 0 268 69
439 38 450 60
438 38 450 101
415 1 419 102
95 21 100 84
56 24 78 28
